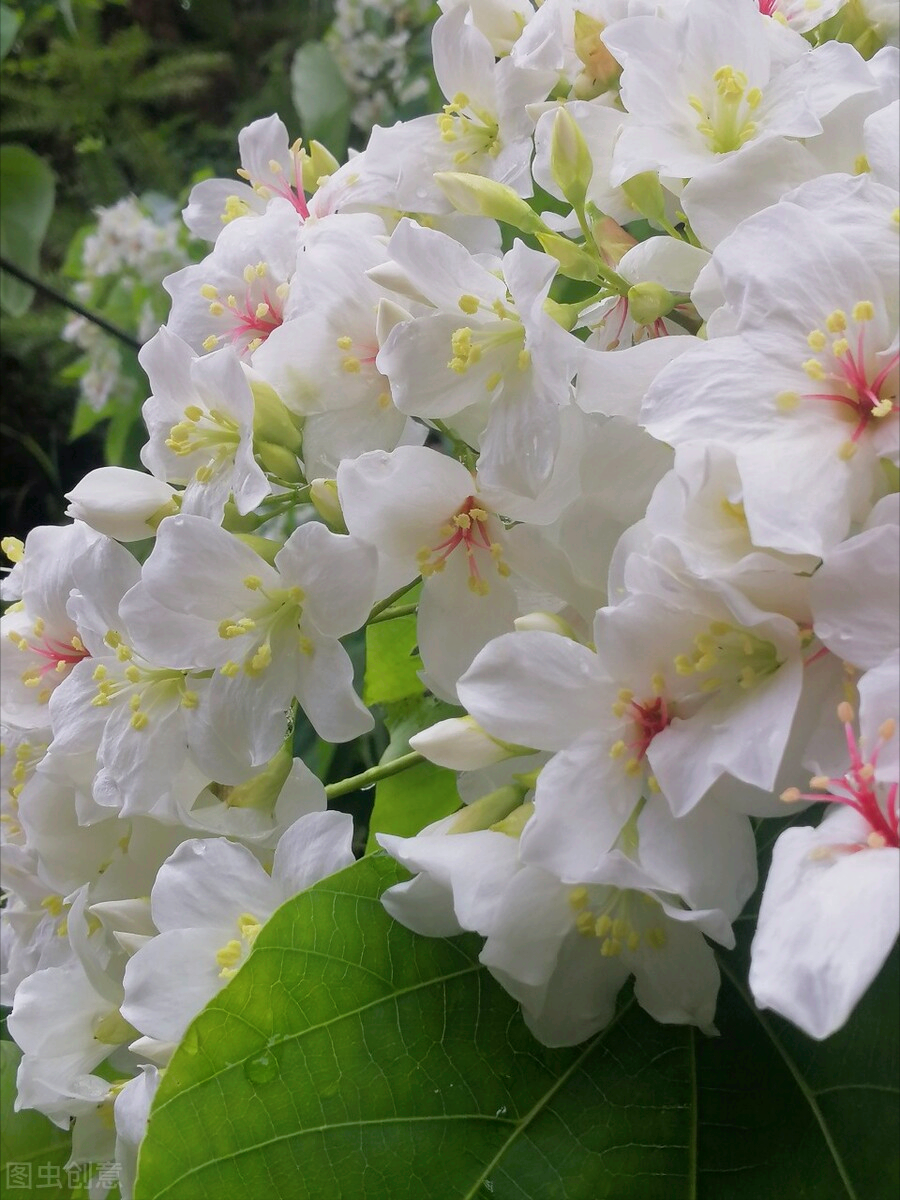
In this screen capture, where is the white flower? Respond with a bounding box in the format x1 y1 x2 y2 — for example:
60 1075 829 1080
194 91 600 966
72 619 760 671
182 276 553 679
750 698 899 1038
120 514 376 758
120 811 354 1043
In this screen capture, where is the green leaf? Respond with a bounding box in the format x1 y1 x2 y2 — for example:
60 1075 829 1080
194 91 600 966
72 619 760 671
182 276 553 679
134 854 898 1200
365 695 462 851
290 42 351 161
363 583 423 706
0 3 20 60
0 145 56 318
0 1041 76 1197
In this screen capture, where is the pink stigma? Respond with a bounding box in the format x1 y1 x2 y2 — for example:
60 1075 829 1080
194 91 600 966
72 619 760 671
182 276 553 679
28 635 90 678
786 712 899 849
627 695 672 760
757 0 778 14
804 325 898 443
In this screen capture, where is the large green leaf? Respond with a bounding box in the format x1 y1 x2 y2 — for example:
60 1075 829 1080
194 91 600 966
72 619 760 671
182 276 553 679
0 3 20 61
0 1041 76 1198
363 584 423 706
0 145 55 318
134 854 898 1200
289 42 351 162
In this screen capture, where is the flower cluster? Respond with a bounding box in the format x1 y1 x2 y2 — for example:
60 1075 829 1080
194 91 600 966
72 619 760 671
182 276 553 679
2 0 898 1189
62 196 192 413
326 0 437 131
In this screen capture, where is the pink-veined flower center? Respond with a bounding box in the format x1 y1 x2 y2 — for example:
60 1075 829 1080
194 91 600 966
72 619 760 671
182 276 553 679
782 702 899 850
237 142 310 219
200 262 287 355
416 496 510 596
6 621 91 704
609 682 674 783
785 302 899 452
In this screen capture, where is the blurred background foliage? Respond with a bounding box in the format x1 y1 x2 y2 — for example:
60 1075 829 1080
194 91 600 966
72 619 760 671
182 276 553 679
0 0 438 540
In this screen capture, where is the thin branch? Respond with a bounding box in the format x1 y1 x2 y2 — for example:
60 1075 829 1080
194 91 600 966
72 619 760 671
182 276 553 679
0 256 142 352
324 751 424 800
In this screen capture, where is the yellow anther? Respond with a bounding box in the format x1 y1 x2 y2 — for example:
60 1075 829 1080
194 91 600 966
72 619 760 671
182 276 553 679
243 265 256 284
1 536 24 562
776 391 800 412
803 359 826 380
116 644 133 661
852 301 874 322
209 302 225 317
32 617 45 637
745 87 762 108
200 284 218 300
221 661 240 677
878 718 896 741
600 937 622 957
458 294 480 315
129 694 142 711
648 775 661 794
216 940 242 970
6 630 26 648
624 758 642 777
517 349 531 370
838 700 854 723
125 665 141 683
807 774 829 790
195 465 214 483
268 159 283 174
859 763 875 781
609 740 627 759
238 913 262 941
617 688 634 703
41 895 64 916
838 441 858 461
467 577 490 596
276 281 290 300
247 337 263 352
595 914 613 937
130 712 149 731
867 831 888 849
181 690 199 709
298 635 315 655
807 329 826 350
183 405 204 423
575 910 595 935
826 310 847 332
674 654 694 675
832 338 849 357
202 335 219 352
469 507 488 521
255 303 270 320
249 643 272 672
687 94 705 115
256 262 267 277
342 357 361 373
872 398 895 418
645 927 667 949
854 154 870 174
651 673 665 695
568 886 589 910
104 631 121 649
336 335 353 350
243 575 262 590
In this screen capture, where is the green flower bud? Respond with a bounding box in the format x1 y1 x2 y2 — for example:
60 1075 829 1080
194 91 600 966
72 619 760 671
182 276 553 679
434 172 550 236
256 441 305 483
536 231 600 282
448 785 525 833
626 282 676 326
549 107 594 211
212 741 294 812
620 171 668 225
250 379 303 454
233 533 282 565
309 478 347 533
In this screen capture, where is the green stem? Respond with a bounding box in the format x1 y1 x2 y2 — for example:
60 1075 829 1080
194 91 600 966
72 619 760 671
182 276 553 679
325 750 424 799
368 578 421 621
367 602 418 625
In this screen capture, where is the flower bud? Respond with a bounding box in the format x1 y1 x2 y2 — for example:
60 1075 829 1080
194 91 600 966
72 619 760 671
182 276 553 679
211 741 294 812
572 12 622 98
537 232 599 283
514 611 578 638
434 172 549 236
549 107 593 211
248 376 303 454
620 172 668 225
626 282 676 326
310 479 347 533
448 784 524 833
590 216 637 267
64 467 179 541
255 441 305 483
410 716 527 770
303 139 340 191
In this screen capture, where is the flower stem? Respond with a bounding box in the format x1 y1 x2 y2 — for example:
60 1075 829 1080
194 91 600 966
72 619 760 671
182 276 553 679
325 750 425 799
368 578 421 621
367 602 418 625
